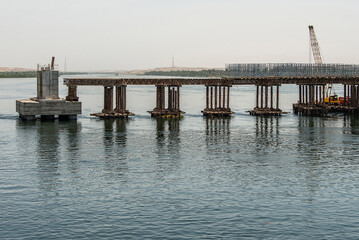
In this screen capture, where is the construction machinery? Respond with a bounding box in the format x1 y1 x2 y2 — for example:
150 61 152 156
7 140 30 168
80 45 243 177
309 25 339 103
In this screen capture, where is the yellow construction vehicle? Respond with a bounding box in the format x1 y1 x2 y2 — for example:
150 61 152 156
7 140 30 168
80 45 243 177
324 94 340 104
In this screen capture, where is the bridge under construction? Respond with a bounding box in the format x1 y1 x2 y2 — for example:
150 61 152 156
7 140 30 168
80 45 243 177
62 62 359 118
16 26 359 119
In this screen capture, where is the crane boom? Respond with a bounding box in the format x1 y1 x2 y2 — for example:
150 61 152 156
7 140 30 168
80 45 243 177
308 25 323 64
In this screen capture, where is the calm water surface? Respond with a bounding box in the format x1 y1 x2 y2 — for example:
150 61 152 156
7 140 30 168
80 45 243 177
1 75 359 239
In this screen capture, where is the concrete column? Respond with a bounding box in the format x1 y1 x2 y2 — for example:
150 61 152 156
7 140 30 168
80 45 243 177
276 85 279 110
210 87 213 109
156 86 160 109
260 86 263 109
161 86 166 110
214 86 218 109
270 85 273 109
168 86 172 110
305 85 309 104
315 85 318 104
323 85 325 103
344 84 346 105
222 87 226 108
265 86 268 109
219 86 222 109
103 86 114 113
115 86 120 111
256 85 259 108
206 86 209 109
227 86 230 109
177 86 180 110
299 85 302 104
66 85 78 102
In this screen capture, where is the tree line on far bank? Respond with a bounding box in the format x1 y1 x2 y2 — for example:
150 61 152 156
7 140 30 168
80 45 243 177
0 72 88 78
0 72 37 78
143 69 227 77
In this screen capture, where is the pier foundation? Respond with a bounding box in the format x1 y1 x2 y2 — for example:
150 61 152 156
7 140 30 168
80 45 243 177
91 85 135 118
16 57 81 120
249 84 283 116
149 85 185 118
293 84 359 116
202 85 233 117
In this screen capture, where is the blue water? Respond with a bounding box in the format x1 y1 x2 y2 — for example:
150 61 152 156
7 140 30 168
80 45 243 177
1 76 359 239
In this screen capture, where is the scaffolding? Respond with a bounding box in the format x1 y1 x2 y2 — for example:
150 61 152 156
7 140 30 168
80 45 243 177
226 63 359 78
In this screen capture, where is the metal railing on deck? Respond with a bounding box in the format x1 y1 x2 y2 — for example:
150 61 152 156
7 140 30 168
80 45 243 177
225 63 359 77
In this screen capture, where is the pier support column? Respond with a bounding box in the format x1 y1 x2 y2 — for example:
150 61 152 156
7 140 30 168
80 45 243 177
149 85 184 118
102 86 114 113
115 85 129 113
202 85 233 117
206 86 209 109
66 85 79 101
250 84 282 116
256 85 259 108
344 84 347 105
92 85 134 118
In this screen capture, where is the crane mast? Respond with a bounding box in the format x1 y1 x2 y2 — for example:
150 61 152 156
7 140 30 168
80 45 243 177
308 25 334 98
308 25 323 64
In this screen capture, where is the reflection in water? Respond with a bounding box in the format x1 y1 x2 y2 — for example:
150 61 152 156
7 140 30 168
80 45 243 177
35 122 61 194
102 119 129 179
255 116 279 148
297 116 328 201
60 121 82 176
205 117 231 146
343 115 359 135
155 118 181 178
103 119 128 148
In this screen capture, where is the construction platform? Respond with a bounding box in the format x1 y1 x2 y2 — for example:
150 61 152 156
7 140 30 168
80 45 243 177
16 98 81 120
248 108 284 116
90 111 135 118
148 109 185 118
293 103 359 116
202 108 234 117
16 57 82 120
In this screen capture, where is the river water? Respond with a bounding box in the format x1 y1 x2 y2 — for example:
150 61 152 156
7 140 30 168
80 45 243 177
1 75 359 239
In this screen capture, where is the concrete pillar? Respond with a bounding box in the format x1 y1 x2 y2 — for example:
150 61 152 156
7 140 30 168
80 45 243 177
276 85 279 110
315 85 318 104
227 86 230 109
37 69 60 100
256 85 259 108
265 86 268 109
66 85 78 101
344 84 346 105
270 85 273 109
219 86 222 109
260 86 264 109
299 85 302 104
206 86 209 109
214 86 218 109
222 87 225 108
210 87 213 109
177 86 180 110
102 86 114 113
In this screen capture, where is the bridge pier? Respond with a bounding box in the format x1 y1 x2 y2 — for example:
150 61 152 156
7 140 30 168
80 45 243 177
16 58 81 120
202 85 233 117
293 84 326 115
66 85 79 102
293 83 359 116
249 84 282 116
149 85 185 118
91 85 134 118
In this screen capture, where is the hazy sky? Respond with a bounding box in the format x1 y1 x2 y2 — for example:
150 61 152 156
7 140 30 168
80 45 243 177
1 0 359 71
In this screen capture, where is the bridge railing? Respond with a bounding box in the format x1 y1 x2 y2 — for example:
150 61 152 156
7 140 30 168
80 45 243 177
226 63 359 77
